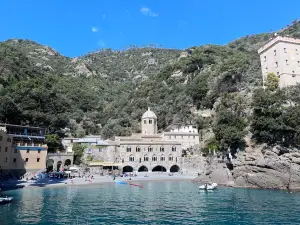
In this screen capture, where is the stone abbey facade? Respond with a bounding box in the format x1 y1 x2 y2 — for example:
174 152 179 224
88 108 199 173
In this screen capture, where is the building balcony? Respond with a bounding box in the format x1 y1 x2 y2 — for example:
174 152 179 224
15 146 47 151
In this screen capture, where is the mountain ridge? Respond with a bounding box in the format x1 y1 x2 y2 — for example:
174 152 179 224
0 21 300 150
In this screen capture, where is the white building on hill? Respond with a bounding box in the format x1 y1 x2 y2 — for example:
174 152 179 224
258 35 300 88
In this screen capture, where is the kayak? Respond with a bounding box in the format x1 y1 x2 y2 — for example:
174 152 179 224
114 180 127 185
129 183 143 188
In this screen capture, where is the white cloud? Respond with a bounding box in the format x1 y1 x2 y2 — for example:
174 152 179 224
92 27 99 33
97 40 106 48
140 7 159 17
102 14 106 20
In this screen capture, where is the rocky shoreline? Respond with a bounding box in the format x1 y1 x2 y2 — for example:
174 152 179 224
193 145 300 191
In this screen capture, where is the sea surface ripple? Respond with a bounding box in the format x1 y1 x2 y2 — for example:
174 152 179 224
1 181 300 224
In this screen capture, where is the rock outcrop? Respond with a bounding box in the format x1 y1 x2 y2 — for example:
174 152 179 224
193 145 300 191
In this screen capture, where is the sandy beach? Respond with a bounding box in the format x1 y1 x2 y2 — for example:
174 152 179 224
2 172 197 189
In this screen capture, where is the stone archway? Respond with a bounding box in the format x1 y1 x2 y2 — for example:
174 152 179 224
64 159 71 168
138 165 148 172
123 165 134 173
46 159 54 172
152 165 166 172
57 161 62 172
170 165 180 173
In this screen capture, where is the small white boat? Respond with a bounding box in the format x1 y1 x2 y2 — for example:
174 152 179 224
199 183 217 190
0 197 13 204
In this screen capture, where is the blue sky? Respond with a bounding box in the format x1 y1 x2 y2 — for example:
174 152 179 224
0 0 299 57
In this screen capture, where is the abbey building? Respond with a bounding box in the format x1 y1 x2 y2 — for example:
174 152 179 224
87 108 199 173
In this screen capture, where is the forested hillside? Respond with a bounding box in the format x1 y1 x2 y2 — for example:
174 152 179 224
1 20 300 152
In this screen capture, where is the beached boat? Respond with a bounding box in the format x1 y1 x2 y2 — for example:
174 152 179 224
0 197 13 204
199 183 217 190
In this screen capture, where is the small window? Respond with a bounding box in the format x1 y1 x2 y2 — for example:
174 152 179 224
293 70 295 74
169 155 173 161
275 62 278 68
172 146 176 152
38 150 41 153
0 136 2 141
129 155 134 161
5 147 8 152
144 120 147 124
296 49 299 55
160 146 164 152
284 48 287 53
286 60 289 65
136 146 141 152
160 156 165 161
144 155 149 161
152 156 157 161
13 158 16 163
274 50 276 56
126 146 131 152
37 158 40 162
263 56 266 61
4 157 7 163
25 158 29 162
27 149 30 153
149 120 152 124
7 138 11 142
292 74 296 77
148 146 153 152
298 61 300 67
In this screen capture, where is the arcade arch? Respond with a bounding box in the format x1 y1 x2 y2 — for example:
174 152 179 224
152 165 166 172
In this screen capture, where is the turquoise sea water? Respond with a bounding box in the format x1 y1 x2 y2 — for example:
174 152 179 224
1 181 300 225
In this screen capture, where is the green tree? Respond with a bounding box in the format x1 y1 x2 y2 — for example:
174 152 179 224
45 134 60 153
265 72 279 91
72 143 86 165
213 110 247 153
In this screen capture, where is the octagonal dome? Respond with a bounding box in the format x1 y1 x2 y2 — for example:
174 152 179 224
142 107 157 119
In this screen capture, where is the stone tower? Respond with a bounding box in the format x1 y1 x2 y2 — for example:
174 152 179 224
141 107 157 135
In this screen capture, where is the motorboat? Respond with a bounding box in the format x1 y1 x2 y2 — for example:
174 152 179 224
199 183 217 190
0 197 13 204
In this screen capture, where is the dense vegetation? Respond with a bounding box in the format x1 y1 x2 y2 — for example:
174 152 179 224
1 21 300 153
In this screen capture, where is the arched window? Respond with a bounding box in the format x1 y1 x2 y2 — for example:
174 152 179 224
136 146 141 152
144 155 149 161
169 154 173 161
129 155 134 162
126 146 131 152
172 146 176 152
152 155 157 161
160 155 165 161
160 146 164 152
148 146 153 152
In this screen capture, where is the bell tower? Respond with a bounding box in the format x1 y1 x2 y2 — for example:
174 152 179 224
141 107 157 135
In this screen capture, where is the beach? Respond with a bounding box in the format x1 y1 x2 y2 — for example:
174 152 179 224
1 172 197 189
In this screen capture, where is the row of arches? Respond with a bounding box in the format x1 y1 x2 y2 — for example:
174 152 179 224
123 165 180 173
46 159 72 172
126 146 177 152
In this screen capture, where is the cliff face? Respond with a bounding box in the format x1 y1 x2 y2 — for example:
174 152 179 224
194 145 300 191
